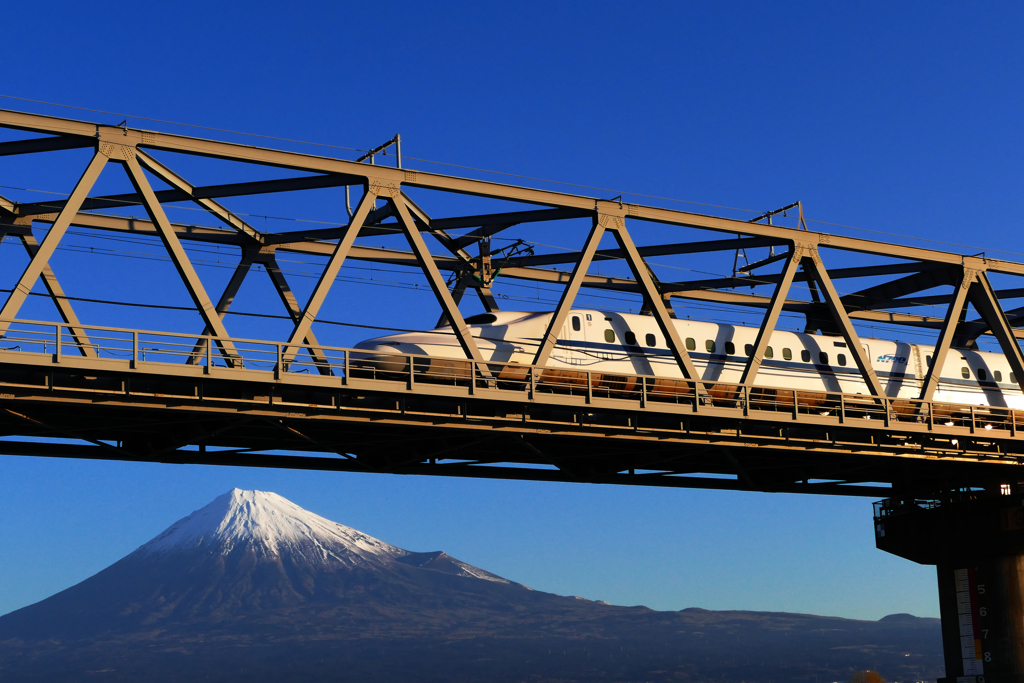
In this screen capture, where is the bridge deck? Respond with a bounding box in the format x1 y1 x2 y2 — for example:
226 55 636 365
0 319 1019 498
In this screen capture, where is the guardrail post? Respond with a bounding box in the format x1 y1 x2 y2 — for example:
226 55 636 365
640 375 646 409
408 355 415 391
528 367 535 400
883 398 890 427
469 361 476 395
928 401 934 431
275 344 282 380
1012 407 1017 437
206 337 212 374
839 394 845 423
741 385 748 416
132 331 138 369
54 324 61 363
692 379 699 413
792 390 799 420
343 349 349 386
586 372 593 404
970 405 976 434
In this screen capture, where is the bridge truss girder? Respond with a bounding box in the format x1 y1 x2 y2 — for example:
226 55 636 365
2 108 1024 495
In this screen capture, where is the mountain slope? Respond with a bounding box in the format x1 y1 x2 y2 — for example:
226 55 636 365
0 489 944 683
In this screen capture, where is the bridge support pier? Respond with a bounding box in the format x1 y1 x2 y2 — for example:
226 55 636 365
875 489 1024 683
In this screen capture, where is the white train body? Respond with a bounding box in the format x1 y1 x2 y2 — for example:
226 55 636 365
354 310 1024 409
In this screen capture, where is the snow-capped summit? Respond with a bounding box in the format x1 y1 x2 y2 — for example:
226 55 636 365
135 489 404 566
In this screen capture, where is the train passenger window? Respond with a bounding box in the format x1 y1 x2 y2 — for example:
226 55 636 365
604 329 616 343
801 350 811 362
765 346 774 359
744 344 753 355
705 339 716 353
837 353 847 366
926 355 933 367
645 333 656 347
783 348 792 361
961 367 970 379
978 368 988 381
725 341 735 355
625 331 637 346
685 337 696 351
819 352 829 365
572 316 581 332
995 371 1003 382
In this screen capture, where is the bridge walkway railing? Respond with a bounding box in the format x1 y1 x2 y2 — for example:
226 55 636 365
0 318 1018 444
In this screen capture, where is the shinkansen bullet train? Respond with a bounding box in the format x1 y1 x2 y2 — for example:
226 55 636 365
353 309 1023 410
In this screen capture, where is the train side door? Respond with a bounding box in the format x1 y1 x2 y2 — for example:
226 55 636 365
566 313 586 366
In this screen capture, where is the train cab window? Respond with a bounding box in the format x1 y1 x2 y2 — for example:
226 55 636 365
571 316 581 332
995 370 1003 382
705 339 716 353
645 333 656 347
624 331 637 346
604 329 616 343
819 352 829 365
837 353 847 367
765 346 774 359
782 348 792 361
1012 373 1017 384
725 341 735 355
977 368 988 381
961 367 970 379
926 355 933 367
744 344 754 355
685 337 696 351
801 349 811 362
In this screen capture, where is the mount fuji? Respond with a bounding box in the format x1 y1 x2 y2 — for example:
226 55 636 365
0 489 944 683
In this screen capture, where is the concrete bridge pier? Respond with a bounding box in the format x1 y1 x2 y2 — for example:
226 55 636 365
875 488 1024 683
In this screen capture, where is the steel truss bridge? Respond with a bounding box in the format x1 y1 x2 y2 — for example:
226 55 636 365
1 107 1024 499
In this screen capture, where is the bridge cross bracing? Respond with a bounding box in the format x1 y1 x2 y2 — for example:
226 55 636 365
1 107 1024 497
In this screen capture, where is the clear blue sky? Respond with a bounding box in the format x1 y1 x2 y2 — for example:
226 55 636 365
2 1 1023 620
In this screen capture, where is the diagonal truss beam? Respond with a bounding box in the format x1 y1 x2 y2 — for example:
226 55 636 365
917 267 971 402
740 249 801 387
281 190 375 364
969 271 1024 393
262 254 332 373
799 249 886 397
0 150 108 337
136 151 263 243
532 216 607 368
121 151 241 363
606 215 702 383
187 256 253 364
391 195 487 363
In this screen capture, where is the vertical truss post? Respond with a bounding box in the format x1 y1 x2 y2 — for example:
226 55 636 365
918 267 971 402
607 214 702 384
0 151 108 337
532 215 606 368
969 270 1024 393
391 193 487 363
801 248 886 398
122 152 241 364
282 188 375 364
740 248 801 387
